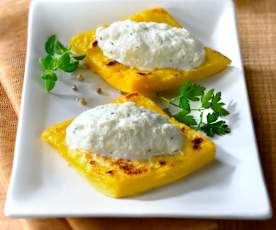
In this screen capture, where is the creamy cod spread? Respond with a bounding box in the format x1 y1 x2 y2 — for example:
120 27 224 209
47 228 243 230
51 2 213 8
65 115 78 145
96 20 205 71
66 102 184 160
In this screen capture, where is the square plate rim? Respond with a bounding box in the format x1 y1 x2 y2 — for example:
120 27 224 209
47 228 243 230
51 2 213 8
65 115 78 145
4 0 272 219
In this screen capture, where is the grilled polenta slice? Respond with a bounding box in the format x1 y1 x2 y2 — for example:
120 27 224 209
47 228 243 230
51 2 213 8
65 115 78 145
42 93 215 198
70 7 231 93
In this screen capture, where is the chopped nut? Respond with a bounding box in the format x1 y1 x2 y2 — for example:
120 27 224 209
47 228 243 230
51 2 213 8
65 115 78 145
78 97 87 106
96 87 103 94
72 84 78 91
76 74 85 81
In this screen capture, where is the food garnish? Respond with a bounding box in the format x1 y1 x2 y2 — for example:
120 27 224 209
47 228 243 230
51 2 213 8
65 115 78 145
75 74 85 81
70 7 231 93
42 93 215 197
39 35 85 92
71 84 78 91
78 97 87 106
160 80 231 137
96 87 103 94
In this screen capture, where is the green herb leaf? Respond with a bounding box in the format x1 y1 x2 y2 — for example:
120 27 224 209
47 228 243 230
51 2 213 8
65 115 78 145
45 35 58 55
41 71 57 81
72 54 86 60
210 92 230 116
179 97 190 113
179 80 205 101
212 92 221 104
40 35 85 91
60 62 79 72
58 52 70 67
39 55 57 70
179 80 192 96
212 102 230 116
44 79 56 92
207 112 219 123
55 40 68 54
160 80 231 137
201 121 231 137
174 111 197 126
45 34 68 55
64 62 79 72
201 89 214 108
41 71 58 91
58 53 79 72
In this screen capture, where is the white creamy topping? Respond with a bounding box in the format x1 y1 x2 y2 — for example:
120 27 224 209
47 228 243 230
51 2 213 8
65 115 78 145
96 20 205 71
66 102 184 160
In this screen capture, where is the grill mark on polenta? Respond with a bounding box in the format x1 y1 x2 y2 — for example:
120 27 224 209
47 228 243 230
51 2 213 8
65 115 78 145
106 170 114 175
92 40 98 47
170 163 176 167
116 159 148 175
43 92 216 197
192 137 203 150
88 159 96 165
159 160 167 166
106 60 117 66
137 72 150 76
126 92 139 99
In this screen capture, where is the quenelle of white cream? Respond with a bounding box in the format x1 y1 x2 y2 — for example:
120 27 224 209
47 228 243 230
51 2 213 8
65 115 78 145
96 20 205 71
66 102 184 161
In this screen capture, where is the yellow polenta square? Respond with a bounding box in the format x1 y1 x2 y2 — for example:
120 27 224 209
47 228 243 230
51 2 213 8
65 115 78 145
70 7 231 93
42 93 215 198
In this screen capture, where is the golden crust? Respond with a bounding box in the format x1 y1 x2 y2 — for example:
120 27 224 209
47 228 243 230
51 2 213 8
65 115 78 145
70 7 231 93
42 93 216 197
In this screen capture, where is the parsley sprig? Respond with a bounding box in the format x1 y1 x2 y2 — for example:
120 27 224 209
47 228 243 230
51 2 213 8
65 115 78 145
160 80 231 137
39 35 85 91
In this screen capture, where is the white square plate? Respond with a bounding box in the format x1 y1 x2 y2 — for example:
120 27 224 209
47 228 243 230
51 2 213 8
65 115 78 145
5 0 271 219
